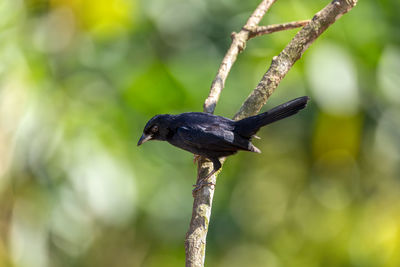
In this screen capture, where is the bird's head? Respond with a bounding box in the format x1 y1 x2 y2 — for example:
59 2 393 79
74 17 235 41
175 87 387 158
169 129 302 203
137 114 174 146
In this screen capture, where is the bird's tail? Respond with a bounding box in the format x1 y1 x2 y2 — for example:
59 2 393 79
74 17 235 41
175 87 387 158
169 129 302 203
234 96 310 138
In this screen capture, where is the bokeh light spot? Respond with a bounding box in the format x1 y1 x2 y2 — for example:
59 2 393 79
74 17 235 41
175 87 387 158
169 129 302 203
306 42 359 115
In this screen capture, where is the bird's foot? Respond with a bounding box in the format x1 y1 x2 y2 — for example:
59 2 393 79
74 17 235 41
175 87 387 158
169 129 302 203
193 154 201 164
192 162 219 196
192 179 215 196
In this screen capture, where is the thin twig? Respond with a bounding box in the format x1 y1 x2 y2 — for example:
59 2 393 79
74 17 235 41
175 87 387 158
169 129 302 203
248 20 310 39
185 0 357 267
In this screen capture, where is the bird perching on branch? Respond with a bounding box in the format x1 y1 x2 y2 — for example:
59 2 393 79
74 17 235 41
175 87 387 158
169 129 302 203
138 96 310 186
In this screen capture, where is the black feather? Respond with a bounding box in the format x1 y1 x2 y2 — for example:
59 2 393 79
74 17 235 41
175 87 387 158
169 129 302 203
138 96 310 176
234 96 309 138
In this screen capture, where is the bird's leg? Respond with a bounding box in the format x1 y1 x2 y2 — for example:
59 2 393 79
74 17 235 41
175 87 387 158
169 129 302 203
192 158 221 195
193 154 201 164
192 169 216 187
192 155 213 193
192 179 215 196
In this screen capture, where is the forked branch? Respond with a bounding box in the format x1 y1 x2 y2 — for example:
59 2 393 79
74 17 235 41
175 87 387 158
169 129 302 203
185 1 357 266
203 0 278 114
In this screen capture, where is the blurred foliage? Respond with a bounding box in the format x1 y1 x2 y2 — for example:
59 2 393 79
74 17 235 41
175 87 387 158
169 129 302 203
0 0 400 266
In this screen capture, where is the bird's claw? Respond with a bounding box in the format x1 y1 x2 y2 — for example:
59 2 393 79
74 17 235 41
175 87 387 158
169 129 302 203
192 180 215 196
192 182 215 188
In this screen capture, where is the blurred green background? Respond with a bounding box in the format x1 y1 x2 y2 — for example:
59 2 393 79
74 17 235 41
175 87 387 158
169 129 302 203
1 0 400 266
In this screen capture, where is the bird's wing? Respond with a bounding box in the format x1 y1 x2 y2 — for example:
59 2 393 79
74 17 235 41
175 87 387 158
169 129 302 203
176 125 251 152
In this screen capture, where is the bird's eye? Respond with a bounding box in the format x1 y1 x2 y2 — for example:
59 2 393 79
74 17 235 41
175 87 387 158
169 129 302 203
151 125 159 133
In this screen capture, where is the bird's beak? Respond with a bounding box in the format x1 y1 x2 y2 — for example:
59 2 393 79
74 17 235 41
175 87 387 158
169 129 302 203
137 133 152 146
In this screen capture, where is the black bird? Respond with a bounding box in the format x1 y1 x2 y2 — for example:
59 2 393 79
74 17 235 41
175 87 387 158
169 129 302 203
138 96 309 181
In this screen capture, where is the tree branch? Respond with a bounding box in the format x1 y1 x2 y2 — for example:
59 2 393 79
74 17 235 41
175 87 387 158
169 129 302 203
185 2 277 267
234 0 357 120
248 20 310 39
185 0 357 266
